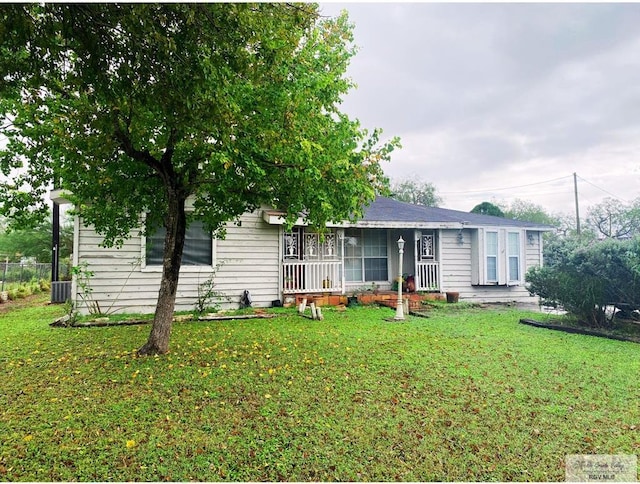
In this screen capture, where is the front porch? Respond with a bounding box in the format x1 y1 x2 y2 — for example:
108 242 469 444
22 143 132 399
281 259 441 295
278 226 443 298
282 260 343 294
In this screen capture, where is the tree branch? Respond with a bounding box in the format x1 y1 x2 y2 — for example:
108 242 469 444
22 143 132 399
112 122 163 175
160 127 177 168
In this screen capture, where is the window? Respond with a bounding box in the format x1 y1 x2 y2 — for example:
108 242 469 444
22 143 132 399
472 228 523 285
344 229 388 282
283 229 338 260
419 232 435 260
145 220 213 267
486 231 498 282
344 230 363 282
507 232 520 282
283 229 301 259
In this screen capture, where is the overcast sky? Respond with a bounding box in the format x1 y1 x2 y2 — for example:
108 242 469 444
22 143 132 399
320 2 640 215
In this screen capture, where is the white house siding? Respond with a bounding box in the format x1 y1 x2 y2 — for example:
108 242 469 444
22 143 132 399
214 213 280 309
525 230 543 271
439 228 540 304
438 228 473 294
73 210 280 315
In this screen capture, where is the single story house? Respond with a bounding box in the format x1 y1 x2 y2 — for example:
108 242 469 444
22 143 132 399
52 192 552 314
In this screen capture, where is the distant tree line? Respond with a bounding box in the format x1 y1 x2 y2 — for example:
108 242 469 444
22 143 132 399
0 211 73 263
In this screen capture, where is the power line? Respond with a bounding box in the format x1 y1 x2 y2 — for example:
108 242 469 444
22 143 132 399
439 174 573 195
444 186 572 199
576 175 629 203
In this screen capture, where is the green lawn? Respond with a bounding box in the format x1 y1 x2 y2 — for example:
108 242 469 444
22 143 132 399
1 296 638 481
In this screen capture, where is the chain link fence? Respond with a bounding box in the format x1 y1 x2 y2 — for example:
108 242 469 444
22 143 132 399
1 261 71 288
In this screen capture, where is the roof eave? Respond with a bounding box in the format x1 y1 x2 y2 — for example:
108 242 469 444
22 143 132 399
50 189 72 205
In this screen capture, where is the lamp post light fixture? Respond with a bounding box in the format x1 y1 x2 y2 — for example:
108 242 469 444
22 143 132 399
395 236 405 321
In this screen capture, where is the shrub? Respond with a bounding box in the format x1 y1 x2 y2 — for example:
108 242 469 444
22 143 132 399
527 237 640 327
194 264 229 316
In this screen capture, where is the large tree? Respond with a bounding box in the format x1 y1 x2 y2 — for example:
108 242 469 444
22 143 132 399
470 201 504 217
0 4 399 354
499 199 560 226
585 197 640 239
389 178 441 207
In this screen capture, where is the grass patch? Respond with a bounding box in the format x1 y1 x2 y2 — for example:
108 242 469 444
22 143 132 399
1 298 638 481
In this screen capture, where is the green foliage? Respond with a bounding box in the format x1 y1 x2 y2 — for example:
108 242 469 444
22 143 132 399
1 4 399 353
193 265 229 316
1 300 638 481
389 178 442 207
539 233 584 269
70 262 100 315
1 4 398 239
0 262 50 284
0 212 73 262
553 212 594 238
585 197 640 239
499 198 559 226
470 201 504 217
527 236 640 326
0 279 48 301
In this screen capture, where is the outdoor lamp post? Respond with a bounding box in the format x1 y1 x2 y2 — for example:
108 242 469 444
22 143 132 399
395 236 405 320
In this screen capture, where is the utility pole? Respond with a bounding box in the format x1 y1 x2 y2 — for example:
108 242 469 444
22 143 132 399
573 173 581 237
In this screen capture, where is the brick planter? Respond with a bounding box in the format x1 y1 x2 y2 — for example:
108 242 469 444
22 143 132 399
294 291 445 308
358 294 377 305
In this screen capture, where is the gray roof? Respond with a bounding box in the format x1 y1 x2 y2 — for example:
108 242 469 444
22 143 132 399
354 196 553 230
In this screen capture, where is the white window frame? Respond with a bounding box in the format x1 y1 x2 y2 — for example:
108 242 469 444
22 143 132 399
343 228 389 283
419 231 436 261
485 230 499 283
283 228 301 260
283 228 340 261
140 213 217 273
475 228 524 286
507 231 521 284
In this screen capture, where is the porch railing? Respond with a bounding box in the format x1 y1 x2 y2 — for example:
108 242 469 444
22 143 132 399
282 260 343 294
416 261 440 291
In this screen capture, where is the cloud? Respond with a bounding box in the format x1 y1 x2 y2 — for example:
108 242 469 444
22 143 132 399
321 2 640 213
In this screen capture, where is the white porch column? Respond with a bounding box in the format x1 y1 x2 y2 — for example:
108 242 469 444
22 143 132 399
338 229 345 295
395 236 405 321
414 229 421 287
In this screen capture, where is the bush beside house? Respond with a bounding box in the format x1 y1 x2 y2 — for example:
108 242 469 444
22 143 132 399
526 236 640 327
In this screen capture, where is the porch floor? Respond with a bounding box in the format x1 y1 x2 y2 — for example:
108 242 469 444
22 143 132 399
293 290 446 310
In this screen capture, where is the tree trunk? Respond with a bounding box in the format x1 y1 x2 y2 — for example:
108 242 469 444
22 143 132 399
138 192 187 356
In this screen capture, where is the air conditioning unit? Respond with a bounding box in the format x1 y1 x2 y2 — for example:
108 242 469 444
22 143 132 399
51 281 72 303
